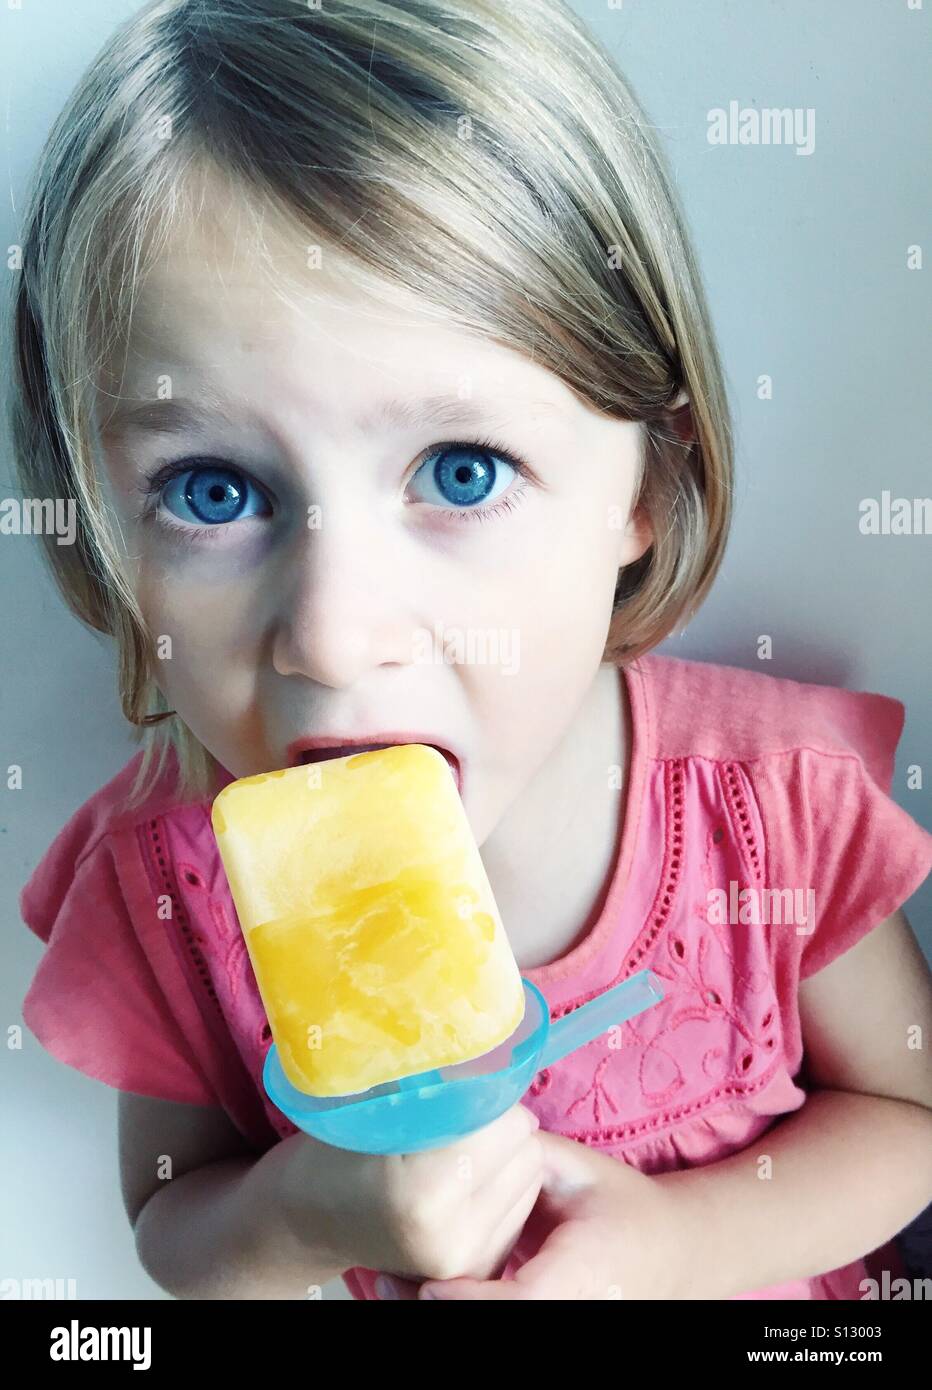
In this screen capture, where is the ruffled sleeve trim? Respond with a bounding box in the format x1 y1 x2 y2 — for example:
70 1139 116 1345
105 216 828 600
745 694 932 1058
20 828 221 1107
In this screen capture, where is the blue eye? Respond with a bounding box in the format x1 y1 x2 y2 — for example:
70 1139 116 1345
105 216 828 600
158 462 271 527
408 444 517 510
137 435 533 544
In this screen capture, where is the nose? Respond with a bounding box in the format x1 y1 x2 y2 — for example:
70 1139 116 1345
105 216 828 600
270 502 414 688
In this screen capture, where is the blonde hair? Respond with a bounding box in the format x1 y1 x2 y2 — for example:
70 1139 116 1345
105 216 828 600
9 0 733 811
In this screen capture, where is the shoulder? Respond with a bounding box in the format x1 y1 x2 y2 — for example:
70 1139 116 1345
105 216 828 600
631 651 905 791
629 655 932 984
19 747 212 943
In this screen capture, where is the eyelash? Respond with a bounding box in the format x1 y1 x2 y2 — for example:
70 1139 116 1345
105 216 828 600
135 435 534 544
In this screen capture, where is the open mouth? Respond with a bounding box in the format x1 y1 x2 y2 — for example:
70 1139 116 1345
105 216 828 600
297 741 462 792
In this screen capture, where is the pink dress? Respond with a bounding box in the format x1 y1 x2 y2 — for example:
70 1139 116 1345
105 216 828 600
19 653 932 1299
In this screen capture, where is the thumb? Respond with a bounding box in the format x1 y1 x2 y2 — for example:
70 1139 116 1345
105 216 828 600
535 1128 600 1202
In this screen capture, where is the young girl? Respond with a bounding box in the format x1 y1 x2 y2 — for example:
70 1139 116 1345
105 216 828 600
15 0 932 1301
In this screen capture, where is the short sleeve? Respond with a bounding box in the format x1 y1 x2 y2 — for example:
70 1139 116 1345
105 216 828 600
20 831 221 1107
790 746 932 980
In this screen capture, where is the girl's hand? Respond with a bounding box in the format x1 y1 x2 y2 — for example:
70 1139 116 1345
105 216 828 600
381 1129 693 1300
281 1100 543 1284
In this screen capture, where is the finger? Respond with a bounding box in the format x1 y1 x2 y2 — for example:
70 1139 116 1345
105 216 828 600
480 1177 542 1280
482 1129 543 1218
415 1157 541 1286
376 1176 538 1294
463 1159 542 1282
535 1128 601 1200
402 1102 539 1190
422 1219 595 1300
419 1276 523 1300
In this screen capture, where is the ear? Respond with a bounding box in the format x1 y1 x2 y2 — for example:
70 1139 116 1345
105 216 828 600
620 503 653 567
615 493 653 569
667 389 694 446
614 422 655 568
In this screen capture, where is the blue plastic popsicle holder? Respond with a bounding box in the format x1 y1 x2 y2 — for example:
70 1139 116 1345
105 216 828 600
263 969 664 1153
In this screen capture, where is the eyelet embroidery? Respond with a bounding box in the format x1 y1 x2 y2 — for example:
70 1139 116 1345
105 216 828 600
144 821 225 1022
622 759 686 973
524 757 783 1148
173 850 253 1007
140 811 295 1144
698 815 766 995
207 897 250 1003
566 1051 624 1127
721 762 762 879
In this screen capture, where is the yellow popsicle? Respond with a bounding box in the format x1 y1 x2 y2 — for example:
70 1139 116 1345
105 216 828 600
211 744 526 1097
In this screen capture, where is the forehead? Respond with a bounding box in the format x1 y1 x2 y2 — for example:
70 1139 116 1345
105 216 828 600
99 204 583 436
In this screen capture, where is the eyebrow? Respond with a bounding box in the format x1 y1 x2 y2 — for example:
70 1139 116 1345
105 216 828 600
99 390 563 441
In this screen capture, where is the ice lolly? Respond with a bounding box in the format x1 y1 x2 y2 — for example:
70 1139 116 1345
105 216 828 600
211 744 526 1098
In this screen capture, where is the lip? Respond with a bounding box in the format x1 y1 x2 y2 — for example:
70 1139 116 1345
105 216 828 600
285 733 463 794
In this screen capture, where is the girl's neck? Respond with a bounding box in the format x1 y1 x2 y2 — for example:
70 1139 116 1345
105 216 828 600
481 661 631 972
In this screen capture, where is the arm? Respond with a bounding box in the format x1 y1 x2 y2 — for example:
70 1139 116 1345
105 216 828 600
413 908 932 1301
123 1095 347 1299
135 1144 349 1300
659 1089 932 1299
657 908 932 1299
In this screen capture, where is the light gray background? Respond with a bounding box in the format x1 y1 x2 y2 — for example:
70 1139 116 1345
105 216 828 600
2 0 929 1300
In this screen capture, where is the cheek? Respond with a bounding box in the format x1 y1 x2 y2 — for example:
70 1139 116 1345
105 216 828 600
495 520 619 637
138 567 245 641
461 551 615 721
135 571 259 712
